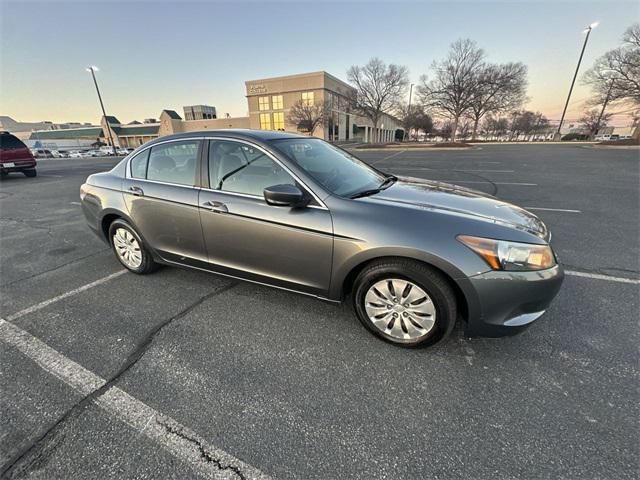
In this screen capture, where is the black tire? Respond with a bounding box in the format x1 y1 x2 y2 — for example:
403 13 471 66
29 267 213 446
23 169 37 177
353 258 457 347
108 219 158 274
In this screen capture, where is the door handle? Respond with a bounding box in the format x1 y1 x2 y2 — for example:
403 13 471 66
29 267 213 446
128 186 144 196
201 200 228 213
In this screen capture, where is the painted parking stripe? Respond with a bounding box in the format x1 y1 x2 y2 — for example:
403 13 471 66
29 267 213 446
0 318 270 479
6 270 127 321
437 180 537 186
524 207 582 213
454 169 515 173
565 270 639 284
370 149 406 164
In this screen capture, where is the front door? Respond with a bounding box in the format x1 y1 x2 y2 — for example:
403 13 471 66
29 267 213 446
199 139 333 296
122 139 207 266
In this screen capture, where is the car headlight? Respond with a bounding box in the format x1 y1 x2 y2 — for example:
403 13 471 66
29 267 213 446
457 235 556 271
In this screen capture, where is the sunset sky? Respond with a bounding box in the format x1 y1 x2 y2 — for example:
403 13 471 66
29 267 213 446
1 0 637 126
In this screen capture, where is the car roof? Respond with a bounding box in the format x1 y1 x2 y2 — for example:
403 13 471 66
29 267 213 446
146 129 307 147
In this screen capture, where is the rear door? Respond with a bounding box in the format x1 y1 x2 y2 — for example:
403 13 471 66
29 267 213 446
198 138 333 295
122 138 207 266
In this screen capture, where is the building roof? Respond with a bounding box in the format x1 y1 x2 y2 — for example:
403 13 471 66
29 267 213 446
29 127 103 140
245 71 355 93
112 124 160 136
102 115 120 124
162 110 182 120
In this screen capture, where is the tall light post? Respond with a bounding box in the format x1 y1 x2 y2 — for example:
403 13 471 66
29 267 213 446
86 66 117 155
593 73 616 139
555 22 599 141
405 83 414 142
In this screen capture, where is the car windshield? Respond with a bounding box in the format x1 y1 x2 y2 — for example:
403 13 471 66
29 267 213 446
270 138 387 197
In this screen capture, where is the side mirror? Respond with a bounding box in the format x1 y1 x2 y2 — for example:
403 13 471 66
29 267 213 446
263 184 307 207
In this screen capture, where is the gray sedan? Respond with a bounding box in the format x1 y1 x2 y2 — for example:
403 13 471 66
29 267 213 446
80 130 563 347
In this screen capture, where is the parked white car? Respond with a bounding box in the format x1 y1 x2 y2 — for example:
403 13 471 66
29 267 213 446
594 134 612 141
68 151 84 158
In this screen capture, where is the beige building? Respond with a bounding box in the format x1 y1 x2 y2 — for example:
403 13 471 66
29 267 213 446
245 71 402 143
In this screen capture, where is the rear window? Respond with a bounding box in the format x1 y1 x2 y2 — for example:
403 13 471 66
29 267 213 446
0 133 28 150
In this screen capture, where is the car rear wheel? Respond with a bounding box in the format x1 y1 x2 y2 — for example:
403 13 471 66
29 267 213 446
23 169 37 177
108 219 158 274
353 259 457 347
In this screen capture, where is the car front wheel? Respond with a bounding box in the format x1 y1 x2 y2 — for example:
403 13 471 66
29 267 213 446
108 219 158 274
353 259 457 347
23 169 37 177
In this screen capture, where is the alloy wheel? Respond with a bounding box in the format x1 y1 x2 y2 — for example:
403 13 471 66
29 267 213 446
364 278 436 340
113 227 142 269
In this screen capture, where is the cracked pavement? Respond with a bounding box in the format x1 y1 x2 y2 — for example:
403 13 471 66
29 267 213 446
1 147 638 479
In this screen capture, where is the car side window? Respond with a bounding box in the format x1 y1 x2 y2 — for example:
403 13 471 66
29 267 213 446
129 149 149 179
209 140 296 197
147 140 200 185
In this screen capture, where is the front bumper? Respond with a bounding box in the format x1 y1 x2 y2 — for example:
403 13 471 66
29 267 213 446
462 264 564 337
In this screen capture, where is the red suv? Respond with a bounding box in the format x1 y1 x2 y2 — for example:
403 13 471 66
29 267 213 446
0 132 37 177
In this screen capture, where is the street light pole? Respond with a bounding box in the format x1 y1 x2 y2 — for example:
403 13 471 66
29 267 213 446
86 66 117 155
555 22 599 141
593 77 615 139
404 83 414 142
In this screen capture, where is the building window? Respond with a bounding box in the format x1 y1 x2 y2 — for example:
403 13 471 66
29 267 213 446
273 112 284 130
301 91 314 106
272 95 283 110
259 113 271 130
258 96 270 111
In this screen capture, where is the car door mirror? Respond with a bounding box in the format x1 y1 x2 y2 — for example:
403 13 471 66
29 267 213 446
263 184 307 207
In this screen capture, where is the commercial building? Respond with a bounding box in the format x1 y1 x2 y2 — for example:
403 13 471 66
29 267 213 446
183 105 217 120
245 71 402 143
24 70 403 148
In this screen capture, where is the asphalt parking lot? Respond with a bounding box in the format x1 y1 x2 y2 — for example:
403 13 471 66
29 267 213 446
1 144 638 479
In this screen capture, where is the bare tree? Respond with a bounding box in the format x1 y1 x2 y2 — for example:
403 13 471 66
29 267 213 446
510 110 549 141
400 105 433 140
417 39 484 142
287 100 329 136
482 115 509 140
347 58 409 143
468 62 528 139
584 23 640 106
579 109 613 137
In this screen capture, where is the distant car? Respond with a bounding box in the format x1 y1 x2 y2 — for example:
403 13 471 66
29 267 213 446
594 134 612 141
56 150 70 158
99 146 116 156
0 132 37 177
33 148 55 158
84 149 101 157
68 151 84 158
116 148 130 156
80 130 563 347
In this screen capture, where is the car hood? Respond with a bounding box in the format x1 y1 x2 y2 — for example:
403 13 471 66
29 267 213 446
365 176 549 240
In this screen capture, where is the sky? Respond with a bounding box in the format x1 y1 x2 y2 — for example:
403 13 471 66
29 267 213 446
1 0 638 126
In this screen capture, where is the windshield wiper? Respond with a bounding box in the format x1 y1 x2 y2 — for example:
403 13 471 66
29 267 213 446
349 175 397 199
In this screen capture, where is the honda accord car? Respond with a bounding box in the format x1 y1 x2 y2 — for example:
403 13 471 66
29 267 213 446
80 130 563 347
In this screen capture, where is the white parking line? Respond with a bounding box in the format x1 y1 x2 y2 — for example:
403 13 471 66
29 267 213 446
454 169 515 173
370 149 406 164
0 318 270 479
524 207 582 213
438 180 537 186
6 270 127 321
565 270 639 284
